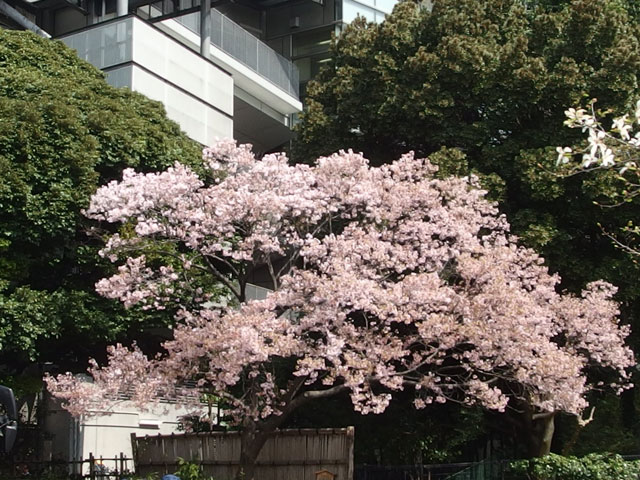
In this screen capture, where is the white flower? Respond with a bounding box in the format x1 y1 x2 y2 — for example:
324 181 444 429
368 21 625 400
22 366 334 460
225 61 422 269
612 115 631 140
620 162 636 175
601 148 615 167
556 146 572 165
582 153 595 168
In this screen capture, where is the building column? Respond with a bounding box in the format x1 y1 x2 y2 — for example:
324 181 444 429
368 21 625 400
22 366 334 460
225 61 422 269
117 0 127 17
0 0 51 37
200 0 211 57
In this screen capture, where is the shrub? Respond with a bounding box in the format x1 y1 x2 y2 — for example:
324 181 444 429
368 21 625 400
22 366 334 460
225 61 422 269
510 453 640 480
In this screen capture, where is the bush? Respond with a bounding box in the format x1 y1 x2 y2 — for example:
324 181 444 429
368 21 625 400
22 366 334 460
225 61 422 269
510 453 640 480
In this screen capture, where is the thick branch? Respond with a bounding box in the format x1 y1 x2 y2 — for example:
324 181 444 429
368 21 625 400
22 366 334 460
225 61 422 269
202 254 242 300
259 383 350 433
210 254 242 279
531 411 556 421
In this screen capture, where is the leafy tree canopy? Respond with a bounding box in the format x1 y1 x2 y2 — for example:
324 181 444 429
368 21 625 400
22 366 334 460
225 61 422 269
0 30 202 365
293 0 640 455
47 142 632 478
294 0 640 296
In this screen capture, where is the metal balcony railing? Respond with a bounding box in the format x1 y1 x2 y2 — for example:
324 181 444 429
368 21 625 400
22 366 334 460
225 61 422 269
175 10 300 99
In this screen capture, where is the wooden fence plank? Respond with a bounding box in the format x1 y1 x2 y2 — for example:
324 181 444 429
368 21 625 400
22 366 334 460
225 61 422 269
132 428 354 479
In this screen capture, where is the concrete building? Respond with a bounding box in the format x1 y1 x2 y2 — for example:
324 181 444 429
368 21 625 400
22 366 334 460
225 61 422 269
0 0 399 150
43 395 210 473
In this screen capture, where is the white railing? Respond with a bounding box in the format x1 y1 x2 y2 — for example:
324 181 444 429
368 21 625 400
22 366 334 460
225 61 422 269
176 10 300 99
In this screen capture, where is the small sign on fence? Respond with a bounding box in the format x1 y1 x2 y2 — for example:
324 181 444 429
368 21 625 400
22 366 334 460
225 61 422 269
316 469 337 480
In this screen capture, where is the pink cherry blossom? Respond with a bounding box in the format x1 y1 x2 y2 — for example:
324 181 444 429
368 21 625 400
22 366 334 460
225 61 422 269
46 141 634 477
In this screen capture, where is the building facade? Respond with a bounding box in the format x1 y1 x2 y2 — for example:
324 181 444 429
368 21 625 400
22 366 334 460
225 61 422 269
42 395 208 472
0 0 398 151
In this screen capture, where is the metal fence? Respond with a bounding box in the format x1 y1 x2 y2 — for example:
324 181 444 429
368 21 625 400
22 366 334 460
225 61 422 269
0 453 134 480
355 461 522 480
175 10 300 98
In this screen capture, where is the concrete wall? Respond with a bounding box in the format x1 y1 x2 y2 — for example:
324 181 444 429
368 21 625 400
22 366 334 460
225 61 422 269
43 395 208 471
59 15 234 146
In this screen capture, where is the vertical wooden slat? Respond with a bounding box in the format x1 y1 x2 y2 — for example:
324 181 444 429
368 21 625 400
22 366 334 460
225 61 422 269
162 436 168 474
131 427 354 480
347 426 355 480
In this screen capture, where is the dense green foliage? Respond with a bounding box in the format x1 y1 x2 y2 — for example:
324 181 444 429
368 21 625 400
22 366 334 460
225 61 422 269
511 453 640 480
294 0 640 290
0 30 202 367
293 0 640 456
174 458 215 480
284 392 486 464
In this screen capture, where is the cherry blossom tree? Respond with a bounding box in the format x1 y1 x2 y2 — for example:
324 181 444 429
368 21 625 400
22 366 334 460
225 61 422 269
47 141 633 476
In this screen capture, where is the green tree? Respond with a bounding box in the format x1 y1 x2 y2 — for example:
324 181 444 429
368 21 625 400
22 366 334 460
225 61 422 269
293 0 640 457
0 30 202 368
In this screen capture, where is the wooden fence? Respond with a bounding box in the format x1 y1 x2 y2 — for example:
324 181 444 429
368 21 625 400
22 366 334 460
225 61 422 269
132 427 355 480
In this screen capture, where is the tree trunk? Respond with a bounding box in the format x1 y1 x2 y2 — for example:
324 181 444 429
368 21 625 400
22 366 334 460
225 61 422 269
233 382 349 479
528 411 556 457
236 420 269 480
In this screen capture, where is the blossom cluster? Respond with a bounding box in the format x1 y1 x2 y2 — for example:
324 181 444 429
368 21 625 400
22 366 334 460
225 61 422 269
557 101 640 173
47 141 634 424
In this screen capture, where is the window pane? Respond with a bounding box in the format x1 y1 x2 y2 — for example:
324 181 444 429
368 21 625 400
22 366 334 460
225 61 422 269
292 27 332 57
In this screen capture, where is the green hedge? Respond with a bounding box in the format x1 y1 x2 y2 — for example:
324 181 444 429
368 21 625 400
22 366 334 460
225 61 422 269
0 29 202 364
510 453 640 480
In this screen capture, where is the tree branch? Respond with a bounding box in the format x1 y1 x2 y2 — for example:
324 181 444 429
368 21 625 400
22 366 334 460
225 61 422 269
259 383 350 433
202 254 242 300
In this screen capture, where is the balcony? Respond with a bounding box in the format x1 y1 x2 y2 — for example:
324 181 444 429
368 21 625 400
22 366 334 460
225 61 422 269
57 3 302 152
155 11 302 151
175 9 299 99
58 15 234 147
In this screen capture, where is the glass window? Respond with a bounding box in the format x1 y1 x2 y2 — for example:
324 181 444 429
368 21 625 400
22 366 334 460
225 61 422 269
294 52 331 83
295 57 311 83
267 36 290 58
104 0 116 14
292 27 332 58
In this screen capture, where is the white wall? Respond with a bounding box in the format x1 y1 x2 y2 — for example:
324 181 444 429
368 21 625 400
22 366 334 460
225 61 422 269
131 18 233 117
342 0 398 23
80 401 206 461
44 396 208 472
60 16 234 146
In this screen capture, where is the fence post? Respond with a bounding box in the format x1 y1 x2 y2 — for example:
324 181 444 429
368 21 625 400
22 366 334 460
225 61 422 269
89 453 95 480
130 432 138 475
120 452 125 476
